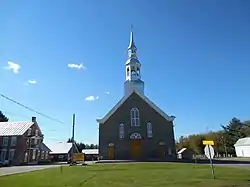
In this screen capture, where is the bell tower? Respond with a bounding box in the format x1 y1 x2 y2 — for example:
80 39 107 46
124 26 144 96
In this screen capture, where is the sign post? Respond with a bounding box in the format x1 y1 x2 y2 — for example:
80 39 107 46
203 140 215 179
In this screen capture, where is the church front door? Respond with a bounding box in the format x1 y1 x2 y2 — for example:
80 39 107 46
108 144 115 160
159 145 165 159
131 140 141 160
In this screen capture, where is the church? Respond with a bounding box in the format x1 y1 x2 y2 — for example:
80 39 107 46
97 28 176 161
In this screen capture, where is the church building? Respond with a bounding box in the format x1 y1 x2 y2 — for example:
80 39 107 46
97 28 176 160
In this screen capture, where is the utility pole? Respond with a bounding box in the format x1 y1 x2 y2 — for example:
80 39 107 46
71 114 75 164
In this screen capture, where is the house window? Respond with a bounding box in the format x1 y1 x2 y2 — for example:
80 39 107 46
24 152 28 162
37 150 40 158
119 123 125 139
27 128 32 136
147 122 153 138
0 149 7 161
11 136 17 146
35 129 39 136
34 138 38 145
130 108 140 126
2 137 9 146
32 149 36 160
41 151 44 159
45 152 48 160
8 149 15 161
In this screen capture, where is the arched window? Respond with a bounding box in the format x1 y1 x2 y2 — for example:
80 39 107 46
147 122 153 138
119 123 124 139
130 132 141 140
130 108 140 126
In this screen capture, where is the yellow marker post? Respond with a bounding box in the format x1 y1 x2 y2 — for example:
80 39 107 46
73 153 85 162
202 140 214 145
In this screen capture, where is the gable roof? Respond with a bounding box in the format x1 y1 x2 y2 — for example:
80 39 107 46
0 121 34 136
97 90 175 124
234 137 250 147
48 142 72 154
40 142 51 152
82 149 99 155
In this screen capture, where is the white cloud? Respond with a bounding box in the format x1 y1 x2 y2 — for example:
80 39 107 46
4 61 21 74
67 63 86 70
105 91 110 95
85 95 99 101
24 79 37 86
28 79 37 84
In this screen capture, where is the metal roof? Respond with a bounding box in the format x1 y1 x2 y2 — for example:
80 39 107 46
0 121 34 136
234 137 250 146
82 149 99 155
48 142 72 154
177 148 187 154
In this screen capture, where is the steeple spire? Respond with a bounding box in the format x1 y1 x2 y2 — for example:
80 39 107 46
124 25 144 96
127 25 137 59
128 25 137 50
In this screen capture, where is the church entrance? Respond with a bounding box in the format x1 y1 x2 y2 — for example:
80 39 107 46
108 143 115 160
158 141 165 159
131 140 141 159
130 133 142 160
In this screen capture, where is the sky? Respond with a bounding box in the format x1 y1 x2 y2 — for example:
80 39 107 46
1 0 250 146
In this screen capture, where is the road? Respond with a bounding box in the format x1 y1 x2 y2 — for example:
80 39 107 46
0 165 60 177
214 163 250 170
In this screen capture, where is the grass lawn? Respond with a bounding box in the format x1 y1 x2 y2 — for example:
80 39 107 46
0 163 250 187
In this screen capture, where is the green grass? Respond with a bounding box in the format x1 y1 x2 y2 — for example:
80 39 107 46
0 163 250 187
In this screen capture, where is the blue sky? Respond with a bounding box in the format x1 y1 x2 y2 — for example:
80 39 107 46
1 1 250 145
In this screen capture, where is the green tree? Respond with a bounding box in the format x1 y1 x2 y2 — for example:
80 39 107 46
0 111 8 122
188 134 205 154
221 117 247 155
67 138 73 143
176 136 190 150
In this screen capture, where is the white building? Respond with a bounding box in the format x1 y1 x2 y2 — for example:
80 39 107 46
234 137 250 157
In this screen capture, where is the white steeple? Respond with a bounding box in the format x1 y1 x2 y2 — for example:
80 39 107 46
124 25 144 96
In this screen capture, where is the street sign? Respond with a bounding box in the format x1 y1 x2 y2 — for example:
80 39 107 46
204 145 215 159
203 140 214 145
204 145 215 179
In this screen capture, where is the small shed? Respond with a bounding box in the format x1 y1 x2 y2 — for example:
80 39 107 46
82 149 99 161
234 137 250 157
177 148 194 160
48 142 72 162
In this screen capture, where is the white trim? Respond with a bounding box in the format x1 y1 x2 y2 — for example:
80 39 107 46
97 90 175 124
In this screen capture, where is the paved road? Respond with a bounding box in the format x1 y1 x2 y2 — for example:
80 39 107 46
0 165 60 177
214 163 250 170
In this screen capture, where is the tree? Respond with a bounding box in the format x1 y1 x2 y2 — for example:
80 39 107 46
67 138 73 143
76 142 86 152
0 111 8 122
221 117 247 155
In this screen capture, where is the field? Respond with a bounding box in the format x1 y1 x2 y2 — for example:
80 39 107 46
0 163 250 187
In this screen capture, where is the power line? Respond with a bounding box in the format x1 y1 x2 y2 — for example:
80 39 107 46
0 93 64 124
